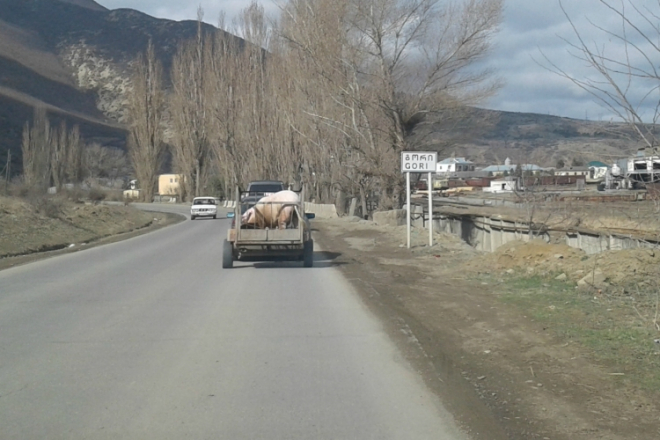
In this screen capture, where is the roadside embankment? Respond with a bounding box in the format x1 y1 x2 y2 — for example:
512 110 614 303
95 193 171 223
0 196 181 266
314 215 660 440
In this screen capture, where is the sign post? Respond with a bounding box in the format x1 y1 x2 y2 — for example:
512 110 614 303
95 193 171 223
401 152 437 249
428 170 433 246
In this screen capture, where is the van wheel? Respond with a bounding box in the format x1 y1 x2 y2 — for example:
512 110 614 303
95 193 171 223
222 240 234 268
303 239 314 267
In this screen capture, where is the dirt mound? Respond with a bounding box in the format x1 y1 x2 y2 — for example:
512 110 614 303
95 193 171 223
469 237 660 287
588 247 660 286
469 238 585 274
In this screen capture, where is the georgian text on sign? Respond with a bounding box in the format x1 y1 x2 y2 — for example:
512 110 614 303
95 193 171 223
400 152 437 173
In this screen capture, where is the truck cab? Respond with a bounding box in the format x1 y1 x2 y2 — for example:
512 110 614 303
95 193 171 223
243 180 285 199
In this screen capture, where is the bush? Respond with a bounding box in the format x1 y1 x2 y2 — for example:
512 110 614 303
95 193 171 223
105 189 124 202
39 196 64 218
64 186 86 203
88 187 106 203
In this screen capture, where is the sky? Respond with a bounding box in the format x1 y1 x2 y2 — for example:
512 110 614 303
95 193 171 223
95 0 659 122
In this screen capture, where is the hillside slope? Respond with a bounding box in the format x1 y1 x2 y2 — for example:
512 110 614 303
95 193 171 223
415 108 643 167
0 0 241 176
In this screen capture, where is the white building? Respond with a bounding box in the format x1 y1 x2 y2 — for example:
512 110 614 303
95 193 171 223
587 161 609 183
483 178 521 193
554 166 589 177
435 157 475 173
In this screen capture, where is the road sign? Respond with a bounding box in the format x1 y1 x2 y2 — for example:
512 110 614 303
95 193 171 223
401 151 437 173
401 151 437 249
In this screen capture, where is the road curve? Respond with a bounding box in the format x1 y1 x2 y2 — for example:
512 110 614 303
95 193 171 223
0 205 468 439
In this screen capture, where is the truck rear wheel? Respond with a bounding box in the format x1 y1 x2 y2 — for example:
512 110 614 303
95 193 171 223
303 239 314 268
222 239 234 268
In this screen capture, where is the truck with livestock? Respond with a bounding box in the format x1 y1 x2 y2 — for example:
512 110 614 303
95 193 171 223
223 186 315 268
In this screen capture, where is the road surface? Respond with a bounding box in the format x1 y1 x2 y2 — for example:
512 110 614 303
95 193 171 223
0 205 468 439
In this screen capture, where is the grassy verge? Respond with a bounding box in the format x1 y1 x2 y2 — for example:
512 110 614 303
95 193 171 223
496 274 660 390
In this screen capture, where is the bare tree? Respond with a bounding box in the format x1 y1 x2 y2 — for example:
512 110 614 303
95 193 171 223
169 8 213 201
65 124 83 185
126 40 166 202
164 0 501 212
204 3 304 195
277 0 503 210
84 143 129 180
50 121 67 191
50 121 83 190
547 0 660 149
21 106 52 190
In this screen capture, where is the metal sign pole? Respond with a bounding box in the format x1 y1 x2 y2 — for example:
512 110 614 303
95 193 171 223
406 171 411 249
428 171 433 247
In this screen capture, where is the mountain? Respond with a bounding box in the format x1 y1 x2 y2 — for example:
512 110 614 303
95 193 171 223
0 0 641 179
0 0 241 177
416 108 643 168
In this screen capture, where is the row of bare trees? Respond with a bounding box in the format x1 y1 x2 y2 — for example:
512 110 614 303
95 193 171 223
20 106 130 192
21 107 83 191
125 0 504 210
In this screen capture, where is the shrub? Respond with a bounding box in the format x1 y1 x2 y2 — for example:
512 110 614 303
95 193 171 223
64 186 86 203
105 189 124 202
88 187 106 203
39 196 64 218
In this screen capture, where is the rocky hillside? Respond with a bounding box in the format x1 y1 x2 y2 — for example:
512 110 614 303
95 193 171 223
415 108 644 168
0 0 242 176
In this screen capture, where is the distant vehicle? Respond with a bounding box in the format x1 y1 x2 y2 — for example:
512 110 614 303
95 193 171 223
190 197 218 220
242 180 285 200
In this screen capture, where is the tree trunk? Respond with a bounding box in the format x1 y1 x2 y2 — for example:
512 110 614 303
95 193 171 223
359 185 368 220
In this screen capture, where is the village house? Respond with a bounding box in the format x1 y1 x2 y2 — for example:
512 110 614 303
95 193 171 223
482 177 522 193
435 157 475 174
587 161 609 183
158 174 183 197
554 166 590 177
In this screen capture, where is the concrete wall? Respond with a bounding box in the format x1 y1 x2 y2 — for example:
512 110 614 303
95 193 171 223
303 202 338 219
419 213 545 252
409 206 660 254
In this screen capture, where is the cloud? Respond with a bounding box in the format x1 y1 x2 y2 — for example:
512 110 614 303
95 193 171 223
485 0 660 120
96 0 659 122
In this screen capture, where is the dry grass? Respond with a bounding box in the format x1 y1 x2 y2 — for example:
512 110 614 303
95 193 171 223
496 273 660 390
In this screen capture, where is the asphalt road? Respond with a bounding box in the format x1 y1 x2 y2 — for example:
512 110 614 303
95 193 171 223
0 205 467 439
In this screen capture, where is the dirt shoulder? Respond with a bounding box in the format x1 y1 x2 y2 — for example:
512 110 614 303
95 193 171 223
0 196 184 271
314 217 660 440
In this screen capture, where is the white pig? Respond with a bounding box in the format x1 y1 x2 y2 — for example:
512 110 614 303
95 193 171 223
241 190 300 229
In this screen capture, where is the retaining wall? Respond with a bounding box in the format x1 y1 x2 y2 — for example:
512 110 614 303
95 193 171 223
304 202 338 219
409 206 660 254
